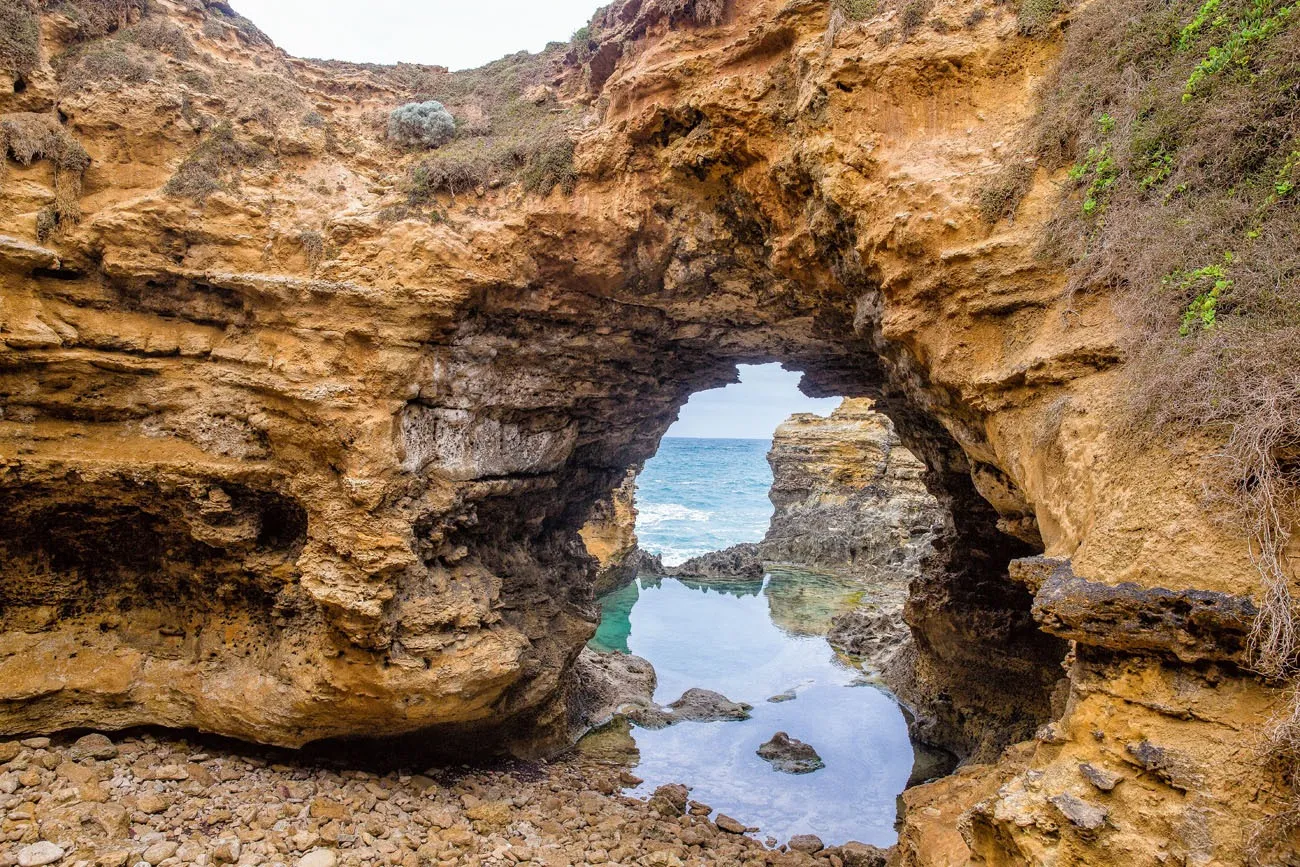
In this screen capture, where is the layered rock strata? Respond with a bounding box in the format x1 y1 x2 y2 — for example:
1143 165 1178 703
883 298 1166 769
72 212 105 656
0 0 1294 863
761 398 944 581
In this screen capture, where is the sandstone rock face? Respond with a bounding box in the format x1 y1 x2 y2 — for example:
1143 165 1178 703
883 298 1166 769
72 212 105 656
580 468 642 595
1 0 1295 862
761 398 943 581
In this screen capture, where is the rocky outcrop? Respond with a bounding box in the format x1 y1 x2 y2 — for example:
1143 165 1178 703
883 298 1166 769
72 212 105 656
761 399 944 582
1 0 1295 862
580 468 642 595
665 543 764 580
626 687 753 728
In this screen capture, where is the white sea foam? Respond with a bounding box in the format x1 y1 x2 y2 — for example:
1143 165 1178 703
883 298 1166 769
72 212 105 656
637 503 712 527
654 546 713 567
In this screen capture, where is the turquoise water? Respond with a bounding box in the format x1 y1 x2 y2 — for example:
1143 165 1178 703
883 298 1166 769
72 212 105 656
585 574 917 847
634 438 774 566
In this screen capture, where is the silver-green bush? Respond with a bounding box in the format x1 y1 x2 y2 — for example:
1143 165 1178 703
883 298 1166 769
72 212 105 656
387 100 455 150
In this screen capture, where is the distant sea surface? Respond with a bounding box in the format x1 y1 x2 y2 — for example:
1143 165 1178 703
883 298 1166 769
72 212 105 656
635 437 773 566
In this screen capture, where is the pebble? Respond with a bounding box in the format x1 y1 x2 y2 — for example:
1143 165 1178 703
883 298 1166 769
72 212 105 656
295 850 337 867
789 833 824 853
141 841 178 865
17 842 64 867
0 729 815 867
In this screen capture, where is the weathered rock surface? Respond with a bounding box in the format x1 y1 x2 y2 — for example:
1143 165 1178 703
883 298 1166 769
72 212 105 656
761 399 943 582
628 687 753 728
825 606 909 673
567 647 657 733
580 467 643 595
756 731 824 774
667 543 765 580
1 0 1295 863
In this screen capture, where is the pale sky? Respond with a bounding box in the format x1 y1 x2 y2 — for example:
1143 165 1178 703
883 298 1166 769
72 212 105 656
667 364 841 440
232 0 601 71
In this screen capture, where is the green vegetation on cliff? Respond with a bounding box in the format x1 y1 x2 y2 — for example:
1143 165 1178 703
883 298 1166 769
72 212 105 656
1038 0 1299 658
1037 0 1299 846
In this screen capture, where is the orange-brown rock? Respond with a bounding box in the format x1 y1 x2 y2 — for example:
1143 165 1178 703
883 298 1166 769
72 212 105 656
580 467 642 594
0 0 1295 863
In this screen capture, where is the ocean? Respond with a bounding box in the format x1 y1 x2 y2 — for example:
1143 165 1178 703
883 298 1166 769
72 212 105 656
582 434 932 847
634 437 774 565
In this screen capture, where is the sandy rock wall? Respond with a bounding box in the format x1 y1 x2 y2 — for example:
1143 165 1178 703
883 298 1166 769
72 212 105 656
0 0 1294 862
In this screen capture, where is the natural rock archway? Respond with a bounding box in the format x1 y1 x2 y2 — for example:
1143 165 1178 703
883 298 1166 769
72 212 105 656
0 0 1292 862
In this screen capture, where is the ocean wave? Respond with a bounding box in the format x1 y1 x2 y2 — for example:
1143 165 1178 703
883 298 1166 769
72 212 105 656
651 545 714 568
637 503 712 526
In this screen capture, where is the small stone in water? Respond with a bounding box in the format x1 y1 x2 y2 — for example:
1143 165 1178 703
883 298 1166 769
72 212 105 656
756 731 825 774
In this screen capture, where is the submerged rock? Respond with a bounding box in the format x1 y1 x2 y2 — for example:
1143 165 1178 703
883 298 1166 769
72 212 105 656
767 690 797 703
627 687 753 729
667 687 753 722
757 732 825 774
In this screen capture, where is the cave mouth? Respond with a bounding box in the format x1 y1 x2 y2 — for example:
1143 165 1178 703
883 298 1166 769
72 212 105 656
575 363 960 847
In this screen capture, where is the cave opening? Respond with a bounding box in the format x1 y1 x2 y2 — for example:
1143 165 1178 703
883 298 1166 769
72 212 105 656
573 362 959 846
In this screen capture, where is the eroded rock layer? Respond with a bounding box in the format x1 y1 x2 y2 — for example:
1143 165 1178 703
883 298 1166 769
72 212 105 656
0 0 1294 862
761 397 943 581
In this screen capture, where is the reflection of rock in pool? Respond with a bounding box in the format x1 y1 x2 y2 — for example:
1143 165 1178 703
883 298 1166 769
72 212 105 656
575 716 640 765
763 568 869 637
588 581 639 654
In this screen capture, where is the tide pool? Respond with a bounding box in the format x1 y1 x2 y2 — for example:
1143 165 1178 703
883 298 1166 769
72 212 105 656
582 571 938 848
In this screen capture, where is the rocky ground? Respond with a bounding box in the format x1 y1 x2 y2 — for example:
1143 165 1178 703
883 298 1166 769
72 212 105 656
0 732 889 867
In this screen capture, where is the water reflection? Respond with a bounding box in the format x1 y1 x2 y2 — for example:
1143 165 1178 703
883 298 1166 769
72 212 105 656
580 571 929 847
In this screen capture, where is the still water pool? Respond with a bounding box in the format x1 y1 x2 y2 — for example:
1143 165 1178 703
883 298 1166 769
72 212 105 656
583 571 930 848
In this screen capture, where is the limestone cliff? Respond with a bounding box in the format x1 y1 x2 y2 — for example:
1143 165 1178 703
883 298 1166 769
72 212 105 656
0 0 1294 863
579 467 641 595
761 397 943 582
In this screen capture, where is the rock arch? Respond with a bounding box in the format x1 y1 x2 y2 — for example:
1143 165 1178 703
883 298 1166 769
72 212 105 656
0 0 1291 862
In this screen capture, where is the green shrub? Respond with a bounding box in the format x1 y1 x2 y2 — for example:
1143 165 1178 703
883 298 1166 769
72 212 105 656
163 121 270 202
1017 0 1062 36
0 0 40 77
387 101 456 149
1033 0 1300 701
832 0 879 20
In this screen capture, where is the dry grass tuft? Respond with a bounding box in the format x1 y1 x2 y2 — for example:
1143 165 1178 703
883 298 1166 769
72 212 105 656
1032 0 1300 843
0 112 90 226
46 0 147 43
163 121 270 202
975 160 1035 223
0 0 40 77
400 48 581 201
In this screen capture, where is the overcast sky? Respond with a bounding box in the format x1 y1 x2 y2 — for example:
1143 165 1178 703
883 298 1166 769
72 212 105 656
666 364 841 440
232 0 600 71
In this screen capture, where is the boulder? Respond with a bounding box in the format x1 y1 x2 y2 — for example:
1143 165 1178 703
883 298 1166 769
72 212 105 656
757 732 825 774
